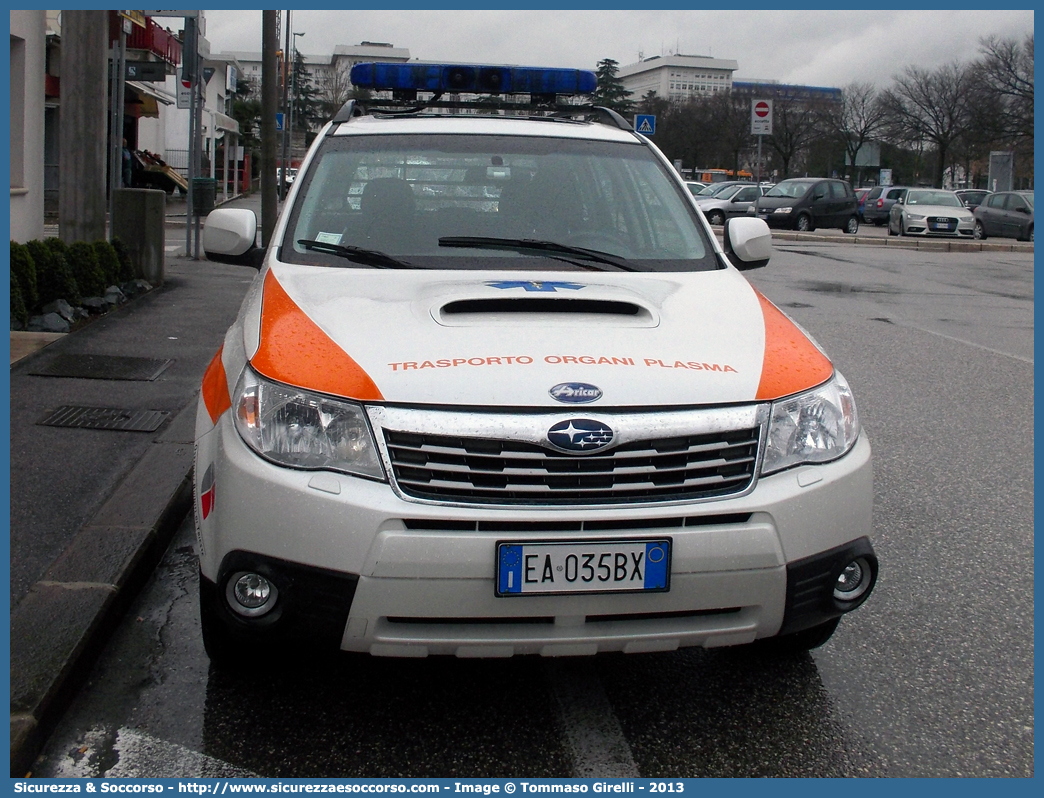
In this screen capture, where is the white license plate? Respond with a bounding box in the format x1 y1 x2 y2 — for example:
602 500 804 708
495 539 670 597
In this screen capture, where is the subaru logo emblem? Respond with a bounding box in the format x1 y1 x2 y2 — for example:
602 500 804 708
549 383 603 404
547 419 615 453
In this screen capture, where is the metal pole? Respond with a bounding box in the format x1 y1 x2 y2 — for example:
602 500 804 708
261 11 279 246
193 59 204 258
108 42 120 234
280 9 291 199
756 135 762 186
184 16 196 256
108 21 127 239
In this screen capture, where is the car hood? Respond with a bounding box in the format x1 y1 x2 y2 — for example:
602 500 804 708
901 204 974 216
756 195 806 210
239 263 833 409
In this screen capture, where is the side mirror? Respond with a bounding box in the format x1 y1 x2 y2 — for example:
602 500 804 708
203 208 265 269
1015 206 1030 214
723 217 772 270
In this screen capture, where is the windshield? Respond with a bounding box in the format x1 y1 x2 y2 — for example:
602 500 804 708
765 180 816 199
712 184 744 200
905 190 962 207
283 132 717 272
1020 193 1034 209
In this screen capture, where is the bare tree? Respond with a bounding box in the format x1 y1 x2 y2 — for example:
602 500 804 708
881 62 975 187
318 61 353 120
974 33 1034 145
820 81 887 184
767 92 825 178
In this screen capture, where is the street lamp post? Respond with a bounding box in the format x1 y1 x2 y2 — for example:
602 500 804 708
289 31 305 174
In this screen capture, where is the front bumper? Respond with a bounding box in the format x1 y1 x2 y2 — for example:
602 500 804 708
195 413 874 657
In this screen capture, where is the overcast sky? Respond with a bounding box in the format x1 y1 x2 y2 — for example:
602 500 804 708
202 8 1033 90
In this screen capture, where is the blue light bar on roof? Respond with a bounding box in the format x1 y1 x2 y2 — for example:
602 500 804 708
349 62 597 96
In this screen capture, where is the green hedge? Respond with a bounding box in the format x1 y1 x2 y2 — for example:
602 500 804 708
10 265 28 328
93 239 122 287
111 237 136 282
66 241 107 298
29 238 81 308
10 240 38 310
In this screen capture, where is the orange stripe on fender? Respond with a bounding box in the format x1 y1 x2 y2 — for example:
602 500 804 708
754 290 833 401
202 346 232 424
251 270 384 401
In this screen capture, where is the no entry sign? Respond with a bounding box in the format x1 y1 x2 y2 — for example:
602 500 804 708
751 99 773 135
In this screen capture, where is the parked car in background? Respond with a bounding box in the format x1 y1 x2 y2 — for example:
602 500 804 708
887 188 975 237
685 181 707 195
693 180 751 199
695 183 769 226
954 189 991 210
973 191 1034 241
854 187 871 221
862 185 910 226
752 178 860 233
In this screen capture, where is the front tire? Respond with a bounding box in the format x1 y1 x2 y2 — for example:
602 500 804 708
973 220 987 240
795 213 813 232
843 215 859 234
200 579 238 669
707 210 725 226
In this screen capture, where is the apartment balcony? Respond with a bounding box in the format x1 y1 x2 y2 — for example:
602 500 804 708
109 12 182 68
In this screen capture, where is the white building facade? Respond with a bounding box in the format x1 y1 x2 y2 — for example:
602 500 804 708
10 9 47 242
617 54 739 103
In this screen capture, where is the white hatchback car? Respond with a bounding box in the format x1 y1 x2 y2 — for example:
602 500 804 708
198 62 876 666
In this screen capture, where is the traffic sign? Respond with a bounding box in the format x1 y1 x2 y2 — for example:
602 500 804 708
125 61 167 82
276 113 285 131
751 99 773 136
635 114 655 135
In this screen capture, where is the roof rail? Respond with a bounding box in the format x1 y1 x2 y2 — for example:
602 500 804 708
331 99 361 124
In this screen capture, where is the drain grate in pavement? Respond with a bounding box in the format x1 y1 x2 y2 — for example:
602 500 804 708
29 354 173 381
37 406 170 432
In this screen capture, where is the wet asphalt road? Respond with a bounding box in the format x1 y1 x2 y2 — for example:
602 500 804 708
32 241 1034 778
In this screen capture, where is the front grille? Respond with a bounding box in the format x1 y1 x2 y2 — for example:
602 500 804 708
927 216 958 232
384 426 760 504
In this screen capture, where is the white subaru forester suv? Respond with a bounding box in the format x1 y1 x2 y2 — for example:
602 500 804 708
197 63 876 666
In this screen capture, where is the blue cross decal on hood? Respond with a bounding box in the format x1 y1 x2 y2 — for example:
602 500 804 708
486 281 586 292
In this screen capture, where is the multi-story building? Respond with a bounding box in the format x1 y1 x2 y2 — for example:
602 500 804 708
617 54 738 103
221 41 411 107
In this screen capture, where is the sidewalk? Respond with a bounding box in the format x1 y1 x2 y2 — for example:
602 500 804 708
9 193 263 777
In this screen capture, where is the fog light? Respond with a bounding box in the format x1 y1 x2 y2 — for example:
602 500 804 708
833 557 871 602
226 571 279 617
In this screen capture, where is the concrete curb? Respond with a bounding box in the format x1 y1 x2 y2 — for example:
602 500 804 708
9 423 195 777
767 229 1033 253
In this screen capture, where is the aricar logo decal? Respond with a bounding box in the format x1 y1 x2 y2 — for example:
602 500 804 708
549 382 603 403
487 280 586 292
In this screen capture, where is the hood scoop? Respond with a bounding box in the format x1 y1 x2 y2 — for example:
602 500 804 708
434 297 659 328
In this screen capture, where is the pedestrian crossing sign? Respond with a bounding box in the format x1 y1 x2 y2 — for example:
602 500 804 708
635 114 655 135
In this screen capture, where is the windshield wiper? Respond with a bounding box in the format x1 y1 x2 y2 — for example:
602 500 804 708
297 239 419 269
438 236 635 271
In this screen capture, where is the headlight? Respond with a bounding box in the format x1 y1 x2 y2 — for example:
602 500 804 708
233 367 385 480
906 213 926 221
774 207 793 214
762 371 860 475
